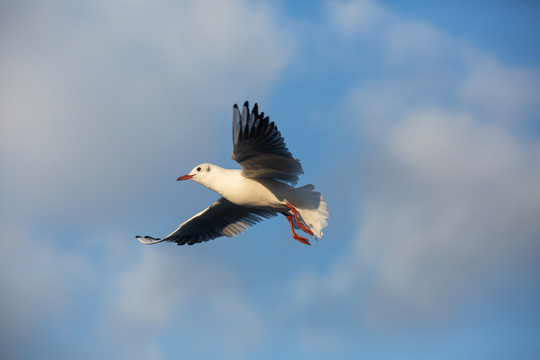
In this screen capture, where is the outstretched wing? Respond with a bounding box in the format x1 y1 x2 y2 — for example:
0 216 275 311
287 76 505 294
136 197 276 246
231 101 303 185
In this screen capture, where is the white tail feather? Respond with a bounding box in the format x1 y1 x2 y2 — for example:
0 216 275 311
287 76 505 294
286 184 329 239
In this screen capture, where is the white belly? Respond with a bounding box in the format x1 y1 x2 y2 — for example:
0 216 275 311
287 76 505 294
222 176 286 208
200 167 292 209
208 169 292 210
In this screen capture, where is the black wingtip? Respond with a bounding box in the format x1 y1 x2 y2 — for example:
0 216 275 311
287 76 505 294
252 103 259 116
243 100 249 109
233 103 239 109
136 235 159 240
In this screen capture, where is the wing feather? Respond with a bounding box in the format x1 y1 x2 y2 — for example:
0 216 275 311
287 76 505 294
136 197 276 246
231 101 303 185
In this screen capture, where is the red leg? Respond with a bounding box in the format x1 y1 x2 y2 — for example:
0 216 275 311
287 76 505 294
285 203 314 236
283 213 311 245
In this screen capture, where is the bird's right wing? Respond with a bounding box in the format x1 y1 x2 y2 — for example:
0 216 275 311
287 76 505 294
136 197 277 246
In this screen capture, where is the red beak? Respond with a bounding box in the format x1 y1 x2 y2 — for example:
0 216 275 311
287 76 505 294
177 174 195 181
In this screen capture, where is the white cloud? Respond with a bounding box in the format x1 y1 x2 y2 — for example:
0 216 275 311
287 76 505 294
459 54 540 124
287 0 540 336
0 0 292 223
357 109 540 323
0 222 94 352
101 248 262 358
326 0 386 36
0 1 291 358
2 0 539 357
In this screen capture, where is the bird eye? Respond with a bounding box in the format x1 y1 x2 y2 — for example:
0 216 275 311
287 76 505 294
196 167 201 172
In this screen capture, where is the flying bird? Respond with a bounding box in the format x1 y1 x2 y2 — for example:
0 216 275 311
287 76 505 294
136 101 329 246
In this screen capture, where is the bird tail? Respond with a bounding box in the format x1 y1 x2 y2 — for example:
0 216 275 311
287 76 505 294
286 184 329 239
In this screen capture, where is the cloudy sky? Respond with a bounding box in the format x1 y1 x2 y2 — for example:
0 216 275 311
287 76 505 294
1 0 540 359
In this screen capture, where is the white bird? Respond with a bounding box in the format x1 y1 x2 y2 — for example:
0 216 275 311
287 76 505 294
136 101 329 246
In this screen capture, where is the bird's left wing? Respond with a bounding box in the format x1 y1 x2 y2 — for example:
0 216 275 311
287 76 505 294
231 101 304 185
136 197 277 246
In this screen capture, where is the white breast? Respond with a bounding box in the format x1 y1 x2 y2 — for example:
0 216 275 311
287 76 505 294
211 169 289 208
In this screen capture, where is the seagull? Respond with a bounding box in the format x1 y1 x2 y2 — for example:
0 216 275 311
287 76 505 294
136 101 329 246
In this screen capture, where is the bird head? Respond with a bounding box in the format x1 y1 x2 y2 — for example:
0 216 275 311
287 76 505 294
177 163 214 183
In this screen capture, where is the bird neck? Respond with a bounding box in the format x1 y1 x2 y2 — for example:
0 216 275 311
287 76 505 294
196 165 241 197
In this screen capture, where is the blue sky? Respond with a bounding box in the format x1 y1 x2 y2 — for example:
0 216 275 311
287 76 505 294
1 0 540 359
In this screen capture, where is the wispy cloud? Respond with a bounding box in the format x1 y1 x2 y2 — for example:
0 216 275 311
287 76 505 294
100 248 262 359
287 0 540 344
0 0 291 358
358 109 540 322
0 0 292 224
1 0 539 358
0 221 95 359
